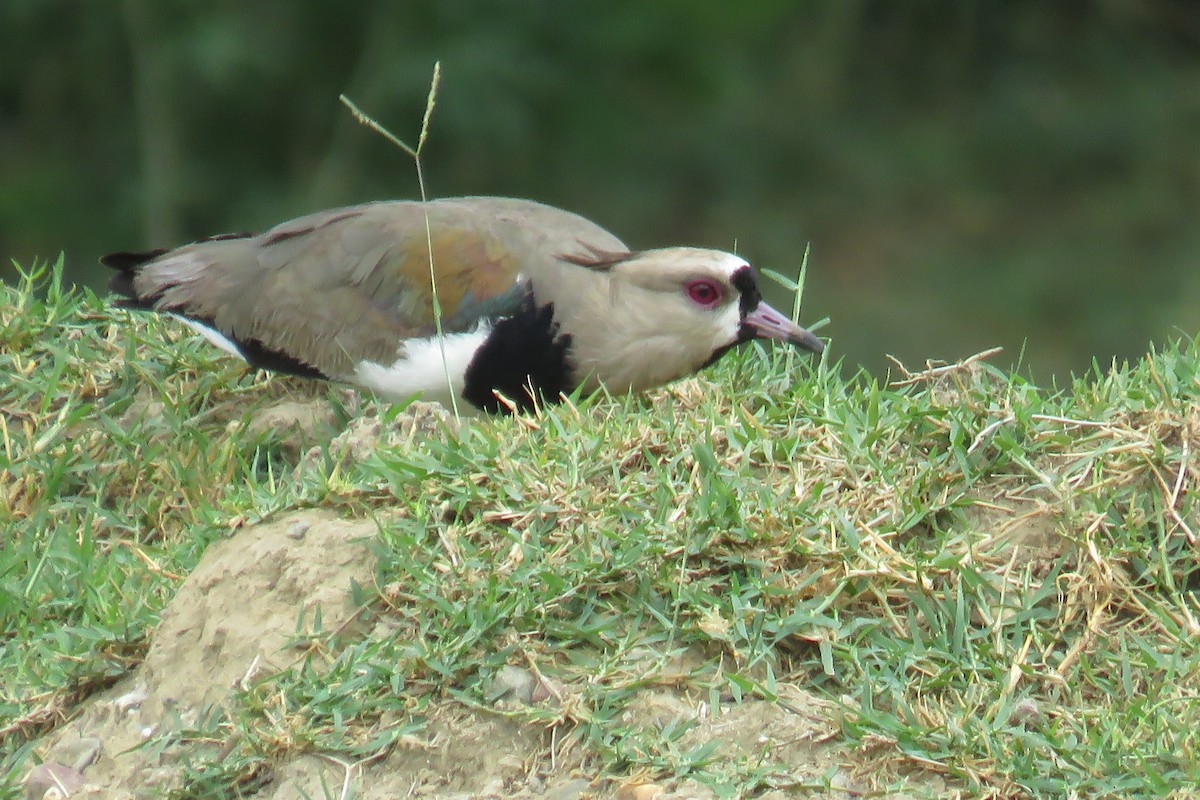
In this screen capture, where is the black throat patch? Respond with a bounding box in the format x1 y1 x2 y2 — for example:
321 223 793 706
462 295 574 414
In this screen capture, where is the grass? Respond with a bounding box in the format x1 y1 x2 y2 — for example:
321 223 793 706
2 257 1199 798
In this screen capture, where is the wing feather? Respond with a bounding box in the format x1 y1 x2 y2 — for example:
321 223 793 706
108 198 626 379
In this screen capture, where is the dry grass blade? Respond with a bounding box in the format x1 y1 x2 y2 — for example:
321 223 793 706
338 64 458 417
887 346 1005 386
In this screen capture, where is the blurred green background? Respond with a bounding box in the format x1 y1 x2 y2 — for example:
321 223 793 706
3 1 1198 378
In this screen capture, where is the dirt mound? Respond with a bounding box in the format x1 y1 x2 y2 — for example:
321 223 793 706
24 507 941 799
27 511 375 798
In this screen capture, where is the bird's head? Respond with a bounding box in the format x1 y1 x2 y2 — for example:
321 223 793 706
556 247 824 393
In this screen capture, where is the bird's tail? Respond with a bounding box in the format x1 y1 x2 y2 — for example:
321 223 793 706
100 249 169 309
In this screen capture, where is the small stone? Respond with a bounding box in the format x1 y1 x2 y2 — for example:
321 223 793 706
488 666 537 704
616 783 664 800
497 754 525 775
827 768 862 795
287 520 312 539
24 763 86 800
1012 697 1042 727
529 674 565 704
547 778 593 800
248 400 336 456
113 686 147 712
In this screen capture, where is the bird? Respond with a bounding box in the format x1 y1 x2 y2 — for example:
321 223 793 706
103 196 824 415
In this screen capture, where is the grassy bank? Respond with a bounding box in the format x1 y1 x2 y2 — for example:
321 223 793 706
2 260 1198 798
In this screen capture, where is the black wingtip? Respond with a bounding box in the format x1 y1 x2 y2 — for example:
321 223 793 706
100 249 168 273
101 249 168 307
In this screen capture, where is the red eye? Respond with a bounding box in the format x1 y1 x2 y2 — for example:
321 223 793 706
686 279 723 308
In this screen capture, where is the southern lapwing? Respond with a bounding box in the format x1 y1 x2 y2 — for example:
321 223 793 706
104 197 824 414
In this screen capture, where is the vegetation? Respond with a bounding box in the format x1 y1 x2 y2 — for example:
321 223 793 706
3 261 1198 797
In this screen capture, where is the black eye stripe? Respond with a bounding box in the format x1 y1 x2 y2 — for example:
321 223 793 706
730 266 761 316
